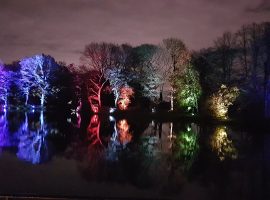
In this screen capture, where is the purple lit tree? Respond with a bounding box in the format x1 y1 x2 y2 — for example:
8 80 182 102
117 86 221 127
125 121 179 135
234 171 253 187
0 61 11 107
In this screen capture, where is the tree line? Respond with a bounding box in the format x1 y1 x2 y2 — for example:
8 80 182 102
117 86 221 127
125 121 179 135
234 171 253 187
0 22 270 119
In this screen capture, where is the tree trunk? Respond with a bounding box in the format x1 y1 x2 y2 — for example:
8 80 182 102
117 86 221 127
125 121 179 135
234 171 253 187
4 95 7 108
159 85 164 102
158 122 162 139
169 122 173 139
114 90 119 107
40 111 44 130
41 93 45 107
25 92 29 106
25 112 28 130
170 87 174 111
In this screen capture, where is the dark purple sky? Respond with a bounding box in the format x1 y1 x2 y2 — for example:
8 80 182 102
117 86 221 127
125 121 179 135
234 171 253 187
0 0 270 64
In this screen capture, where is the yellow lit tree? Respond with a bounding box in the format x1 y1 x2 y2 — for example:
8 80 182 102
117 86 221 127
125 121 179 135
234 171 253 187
208 85 239 119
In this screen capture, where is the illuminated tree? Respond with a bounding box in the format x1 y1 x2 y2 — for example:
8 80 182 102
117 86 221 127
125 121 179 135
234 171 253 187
131 44 161 102
210 126 238 161
117 87 134 110
80 43 121 112
152 38 189 109
0 63 12 107
175 65 201 114
141 63 161 102
19 54 59 107
150 47 171 101
106 68 126 107
208 85 240 119
105 44 133 107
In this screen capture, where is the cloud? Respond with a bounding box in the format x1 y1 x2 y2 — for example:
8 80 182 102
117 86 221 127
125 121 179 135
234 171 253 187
247 0 270 12
0 0 269 64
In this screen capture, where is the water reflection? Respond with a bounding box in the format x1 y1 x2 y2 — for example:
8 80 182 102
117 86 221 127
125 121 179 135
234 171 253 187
106 117 132 161
87 115 103 147
16 112 49 164
0 111 59 164
0 111 242 166
0 111 15 149
173 124 199 171
210 126 238 161
0 111 266 198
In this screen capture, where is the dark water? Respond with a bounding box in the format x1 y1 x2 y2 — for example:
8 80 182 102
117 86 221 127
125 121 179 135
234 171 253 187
0 110 269 200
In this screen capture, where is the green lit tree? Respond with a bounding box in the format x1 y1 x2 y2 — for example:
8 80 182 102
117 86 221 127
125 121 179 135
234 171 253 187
175 65 201 114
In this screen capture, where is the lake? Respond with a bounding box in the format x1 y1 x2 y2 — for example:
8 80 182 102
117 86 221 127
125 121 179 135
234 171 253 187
0 110 269 200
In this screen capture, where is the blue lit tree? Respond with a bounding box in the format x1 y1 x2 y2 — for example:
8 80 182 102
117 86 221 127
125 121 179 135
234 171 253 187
19 54 59 107
0 62 12 108
106 67 127 107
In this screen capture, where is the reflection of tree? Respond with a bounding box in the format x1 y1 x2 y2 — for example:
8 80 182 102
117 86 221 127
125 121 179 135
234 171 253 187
87 115 103 147
16 112 49 164
0 111 14 148
85 114 105 164
106 118 132 161
117 119 132 146
173 125 199 171
73 114 106 180
210 126 238 161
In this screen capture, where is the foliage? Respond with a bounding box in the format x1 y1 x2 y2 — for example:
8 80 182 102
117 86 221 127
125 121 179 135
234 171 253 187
175 65 201 113
208 85 240 119
117 87 134 110
129 44 161 102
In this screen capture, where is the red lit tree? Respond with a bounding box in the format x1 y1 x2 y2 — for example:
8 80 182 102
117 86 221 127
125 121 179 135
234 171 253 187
80 43 121 113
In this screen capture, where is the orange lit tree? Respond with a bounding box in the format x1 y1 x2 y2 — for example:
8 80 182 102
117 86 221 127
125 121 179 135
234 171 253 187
117 87 134 110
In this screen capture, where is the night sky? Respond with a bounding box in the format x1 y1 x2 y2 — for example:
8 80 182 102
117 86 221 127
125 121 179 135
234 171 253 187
0 0 270 64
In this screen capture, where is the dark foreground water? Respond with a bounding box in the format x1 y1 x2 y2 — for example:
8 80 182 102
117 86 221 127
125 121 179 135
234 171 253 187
0 111 269 200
